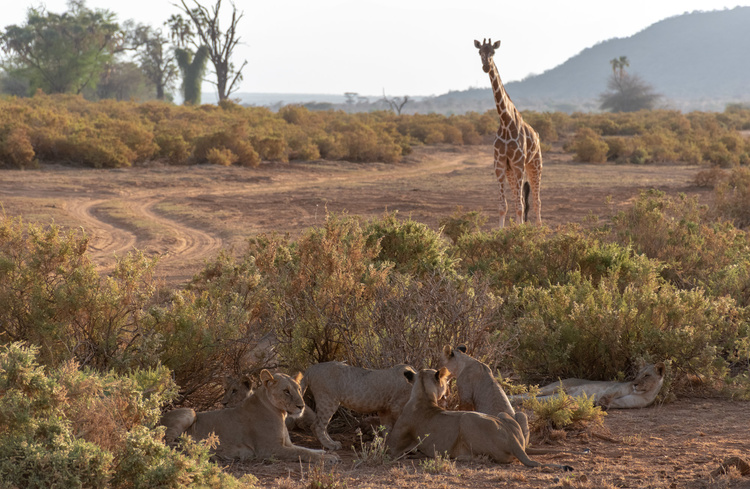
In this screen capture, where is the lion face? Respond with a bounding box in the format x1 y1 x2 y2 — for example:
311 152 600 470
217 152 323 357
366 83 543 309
631 362 665 395
441 344 469 377
222 374 253 407
260 370 306 418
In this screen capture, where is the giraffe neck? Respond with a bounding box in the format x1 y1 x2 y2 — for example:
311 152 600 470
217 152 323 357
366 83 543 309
488 59 521 128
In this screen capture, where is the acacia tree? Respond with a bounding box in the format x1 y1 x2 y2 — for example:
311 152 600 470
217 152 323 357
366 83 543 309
0 1 121 95
172 0 247 101
599 56 660 112
132 25 179 100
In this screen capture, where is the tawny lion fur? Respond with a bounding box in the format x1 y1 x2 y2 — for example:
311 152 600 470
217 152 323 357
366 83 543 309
387 367 574 471
510 362 666 409
159 369 338 463
300 361 416 450
441 345 530 445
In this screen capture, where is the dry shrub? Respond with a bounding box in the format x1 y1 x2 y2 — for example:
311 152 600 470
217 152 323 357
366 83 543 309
714 166 750 229
254 136 288 162
568 127 608 163
0 125 36 168
206 147 238 166
693 166 728 188
360 273 504 369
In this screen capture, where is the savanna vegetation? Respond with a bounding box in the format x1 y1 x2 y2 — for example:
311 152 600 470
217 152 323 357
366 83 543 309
2 3 748 488
1 176 750 485
1 93 750 170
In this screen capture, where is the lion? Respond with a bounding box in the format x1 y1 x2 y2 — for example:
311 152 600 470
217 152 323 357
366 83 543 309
300 361 417 451
441 345 530 445
220 373 252 408
159 369 338 463
387 367 574 471
510 362 666 409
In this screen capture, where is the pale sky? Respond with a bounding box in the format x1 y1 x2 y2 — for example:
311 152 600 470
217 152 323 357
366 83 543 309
4 1 750 97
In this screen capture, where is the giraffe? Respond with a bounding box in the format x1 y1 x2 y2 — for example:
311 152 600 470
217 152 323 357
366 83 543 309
475 38 542 227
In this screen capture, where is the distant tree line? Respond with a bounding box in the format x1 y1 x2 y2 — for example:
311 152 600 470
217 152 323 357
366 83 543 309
0 0 246 104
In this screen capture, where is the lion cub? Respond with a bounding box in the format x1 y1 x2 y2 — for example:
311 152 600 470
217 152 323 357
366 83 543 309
510 362 666 409
441 345 530 445
301 361 416 451
388 368 574 471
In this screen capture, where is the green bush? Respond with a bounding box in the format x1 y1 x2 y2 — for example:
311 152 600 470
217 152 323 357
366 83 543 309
505 271 743 390
439 207 487 243
0 216 161 370
365 212 458 278
608 189 750 306
0 343 251 488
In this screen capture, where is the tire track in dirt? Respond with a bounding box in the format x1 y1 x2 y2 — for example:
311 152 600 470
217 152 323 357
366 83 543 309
65 198 138 273
62 192 223 282
135 195 224 282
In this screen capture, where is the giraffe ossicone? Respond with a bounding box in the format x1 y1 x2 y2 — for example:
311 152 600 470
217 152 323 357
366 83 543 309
475 38 542 228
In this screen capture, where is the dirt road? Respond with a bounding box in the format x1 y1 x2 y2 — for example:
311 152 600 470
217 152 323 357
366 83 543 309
0 145 709 284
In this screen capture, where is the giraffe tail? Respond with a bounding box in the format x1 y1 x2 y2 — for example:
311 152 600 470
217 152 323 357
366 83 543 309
523 181 531 223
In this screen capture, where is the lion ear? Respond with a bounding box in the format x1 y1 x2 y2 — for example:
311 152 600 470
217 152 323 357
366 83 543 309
443 345 453 357
259 369 274 385
655 362 666 376
241 374 253 390
293 371 303 384
457 344 467 353
404 369 416 384
438 367 451 381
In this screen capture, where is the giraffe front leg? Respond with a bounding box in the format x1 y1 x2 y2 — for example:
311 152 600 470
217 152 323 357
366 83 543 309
527 153 543 225
506 163 525 225
495 166 508 228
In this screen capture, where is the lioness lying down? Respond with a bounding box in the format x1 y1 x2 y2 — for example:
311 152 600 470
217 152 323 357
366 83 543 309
301 361 417 450
388 368 575 471
160 370 338 463
510 362 665 409
441 345 529 445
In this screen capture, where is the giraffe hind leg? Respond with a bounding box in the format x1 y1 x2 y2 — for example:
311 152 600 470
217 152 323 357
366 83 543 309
522 181 530 223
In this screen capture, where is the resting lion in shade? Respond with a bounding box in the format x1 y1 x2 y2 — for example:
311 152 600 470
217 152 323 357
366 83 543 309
510 362 666 409
387 367 576 471
160 370 338 463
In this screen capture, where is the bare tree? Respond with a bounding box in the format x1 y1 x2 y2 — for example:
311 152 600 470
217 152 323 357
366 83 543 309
381 90 409 115
172 0 247 101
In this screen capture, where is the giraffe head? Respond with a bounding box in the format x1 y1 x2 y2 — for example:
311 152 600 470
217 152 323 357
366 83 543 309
474 38 501 73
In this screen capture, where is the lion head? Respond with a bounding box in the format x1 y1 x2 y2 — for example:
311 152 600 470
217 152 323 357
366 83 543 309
259 369 306 418
632 362 666 395
441 344 470 377
405 367 450 403
222 374 253 408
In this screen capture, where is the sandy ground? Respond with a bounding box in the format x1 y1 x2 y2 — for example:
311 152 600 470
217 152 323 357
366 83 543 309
1 145 748 488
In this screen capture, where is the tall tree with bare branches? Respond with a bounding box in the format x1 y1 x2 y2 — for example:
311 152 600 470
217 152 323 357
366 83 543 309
171 0 247 101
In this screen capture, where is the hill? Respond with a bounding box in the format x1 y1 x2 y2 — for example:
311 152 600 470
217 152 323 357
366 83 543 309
435 7 750 113
224 8 749 114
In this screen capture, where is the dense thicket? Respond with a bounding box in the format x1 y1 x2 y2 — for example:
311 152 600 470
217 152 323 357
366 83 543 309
1 94 749 169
